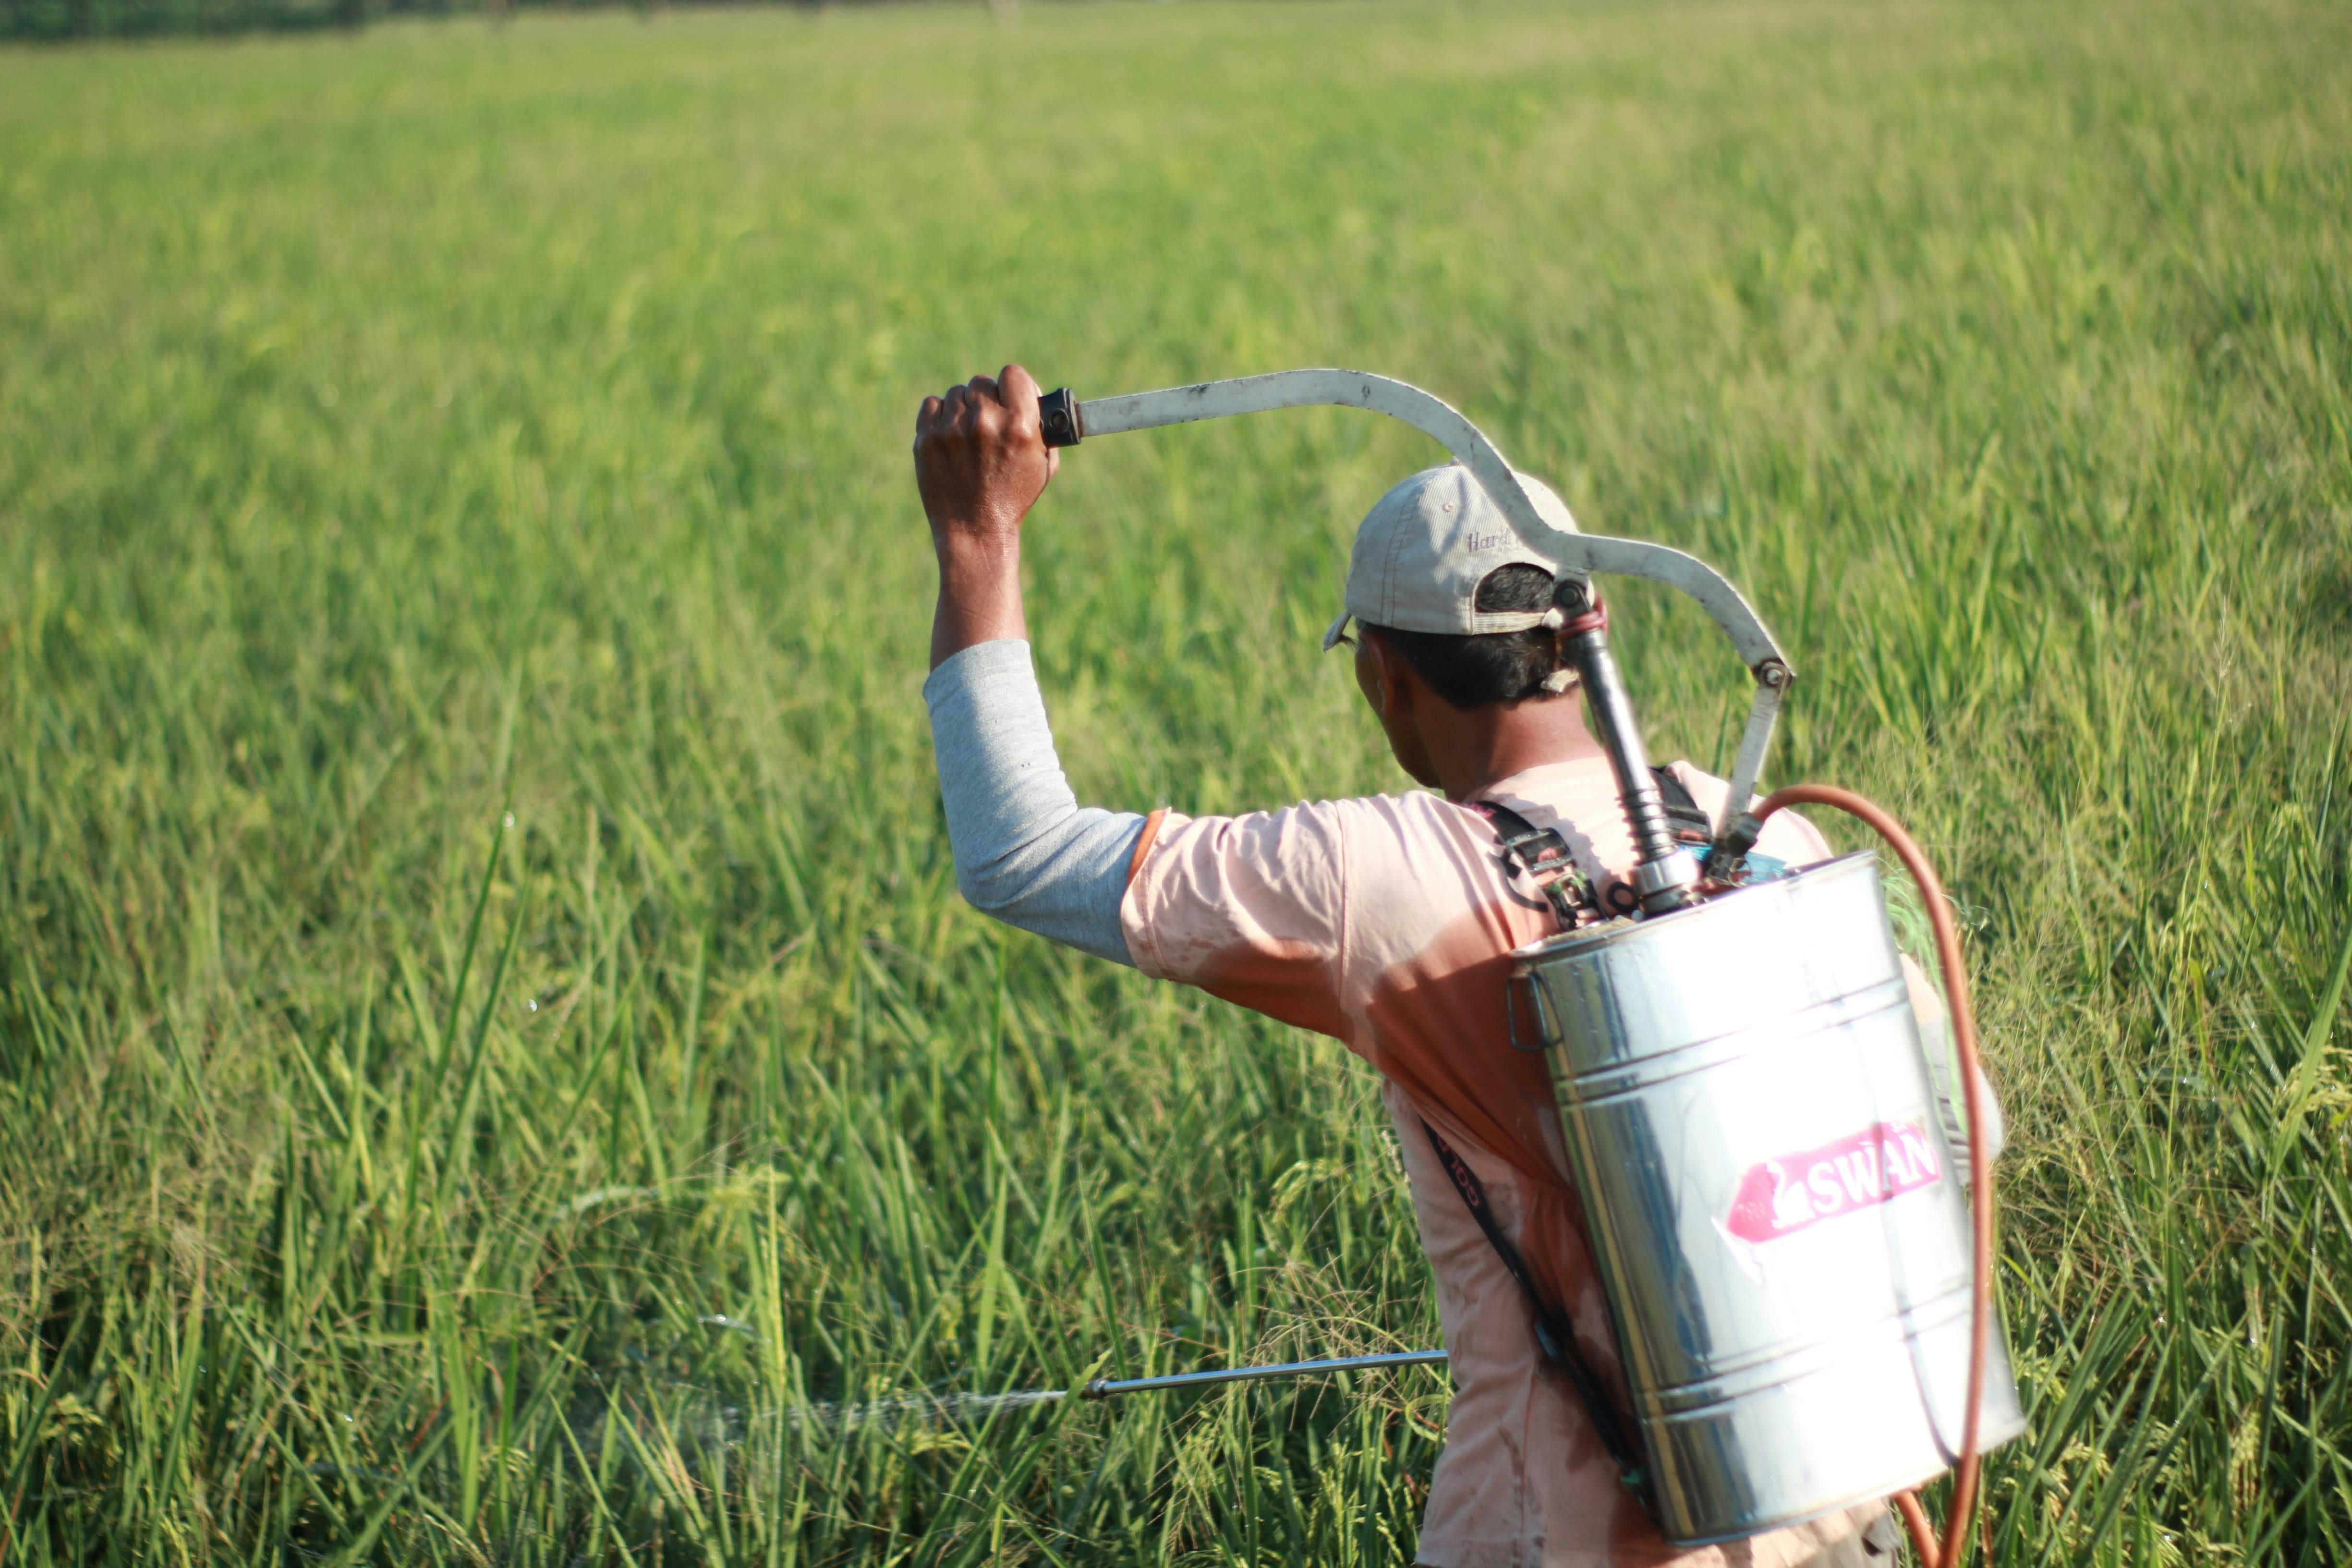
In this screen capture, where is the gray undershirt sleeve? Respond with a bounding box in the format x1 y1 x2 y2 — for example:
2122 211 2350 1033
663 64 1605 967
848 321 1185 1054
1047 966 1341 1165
923 639 1146 966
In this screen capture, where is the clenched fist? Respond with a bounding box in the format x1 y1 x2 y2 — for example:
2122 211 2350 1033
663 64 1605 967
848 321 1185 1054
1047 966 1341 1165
914 364 1057 668
913 364 1059 557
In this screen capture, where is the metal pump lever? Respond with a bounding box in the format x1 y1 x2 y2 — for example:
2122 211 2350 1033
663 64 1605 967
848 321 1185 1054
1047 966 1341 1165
1038 372 1794 867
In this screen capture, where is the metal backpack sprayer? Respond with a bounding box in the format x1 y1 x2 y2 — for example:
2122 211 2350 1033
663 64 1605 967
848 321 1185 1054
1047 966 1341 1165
1035 370 2027 1565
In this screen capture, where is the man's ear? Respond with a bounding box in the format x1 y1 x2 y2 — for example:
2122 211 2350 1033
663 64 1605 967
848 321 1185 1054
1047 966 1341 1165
1359 630 1413 720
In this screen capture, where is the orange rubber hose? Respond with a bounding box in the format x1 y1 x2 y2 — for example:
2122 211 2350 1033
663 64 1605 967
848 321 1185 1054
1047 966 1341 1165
1894 1489 1941 1564
1750 785 1994 1568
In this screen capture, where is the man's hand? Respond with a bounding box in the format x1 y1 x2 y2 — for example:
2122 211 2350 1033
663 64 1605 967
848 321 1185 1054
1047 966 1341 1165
914 364 1058 551
914 365 1058 668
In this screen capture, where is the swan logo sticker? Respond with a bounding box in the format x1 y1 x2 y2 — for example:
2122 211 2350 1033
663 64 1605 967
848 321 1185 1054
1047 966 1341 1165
1725 1122 1945 1244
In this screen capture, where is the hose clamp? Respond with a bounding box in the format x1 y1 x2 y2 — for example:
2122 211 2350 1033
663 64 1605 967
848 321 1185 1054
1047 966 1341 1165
1633 851 1701 906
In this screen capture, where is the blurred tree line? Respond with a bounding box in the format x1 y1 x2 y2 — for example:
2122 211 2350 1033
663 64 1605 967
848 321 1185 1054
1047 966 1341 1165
2 0 823 41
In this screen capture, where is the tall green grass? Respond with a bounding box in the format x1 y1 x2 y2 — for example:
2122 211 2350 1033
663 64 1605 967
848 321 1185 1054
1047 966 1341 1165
1 0 2347 1561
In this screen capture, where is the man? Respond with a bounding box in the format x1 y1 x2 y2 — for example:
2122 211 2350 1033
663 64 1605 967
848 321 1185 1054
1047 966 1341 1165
913 365 1925 1567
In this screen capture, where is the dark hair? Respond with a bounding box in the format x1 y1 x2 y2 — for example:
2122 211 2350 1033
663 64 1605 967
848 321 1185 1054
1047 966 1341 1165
1368 564 1573 709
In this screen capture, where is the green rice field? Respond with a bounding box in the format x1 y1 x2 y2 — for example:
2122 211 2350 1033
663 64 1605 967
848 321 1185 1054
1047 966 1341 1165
2 0 2349 1561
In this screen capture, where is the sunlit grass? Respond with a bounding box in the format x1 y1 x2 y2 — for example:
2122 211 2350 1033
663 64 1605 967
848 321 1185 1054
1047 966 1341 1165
1 0 2348 1561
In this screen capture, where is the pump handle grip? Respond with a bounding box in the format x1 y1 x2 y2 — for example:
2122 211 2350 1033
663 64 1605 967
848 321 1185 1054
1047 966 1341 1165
1038 387 1083 448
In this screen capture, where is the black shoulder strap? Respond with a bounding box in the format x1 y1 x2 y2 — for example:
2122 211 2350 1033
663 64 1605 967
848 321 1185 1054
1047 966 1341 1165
1418 1119 1651 1503
1477 785 1702 924
1466 800 1600 927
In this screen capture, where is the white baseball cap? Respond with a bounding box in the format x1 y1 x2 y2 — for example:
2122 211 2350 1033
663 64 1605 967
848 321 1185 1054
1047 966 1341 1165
1321 464 1580 650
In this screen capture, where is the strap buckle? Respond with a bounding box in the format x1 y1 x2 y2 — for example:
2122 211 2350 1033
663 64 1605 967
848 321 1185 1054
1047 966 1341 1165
1470 802 1604 928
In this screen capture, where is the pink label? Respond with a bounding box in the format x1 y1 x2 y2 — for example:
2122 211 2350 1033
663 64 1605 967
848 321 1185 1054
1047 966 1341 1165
1725 1122 1944 1243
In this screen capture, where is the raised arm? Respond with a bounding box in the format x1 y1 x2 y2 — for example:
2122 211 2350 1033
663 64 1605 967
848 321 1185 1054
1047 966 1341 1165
914 365 1146 965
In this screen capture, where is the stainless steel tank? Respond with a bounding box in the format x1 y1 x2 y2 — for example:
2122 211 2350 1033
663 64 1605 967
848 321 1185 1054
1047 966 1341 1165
1514 851 2027 1545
